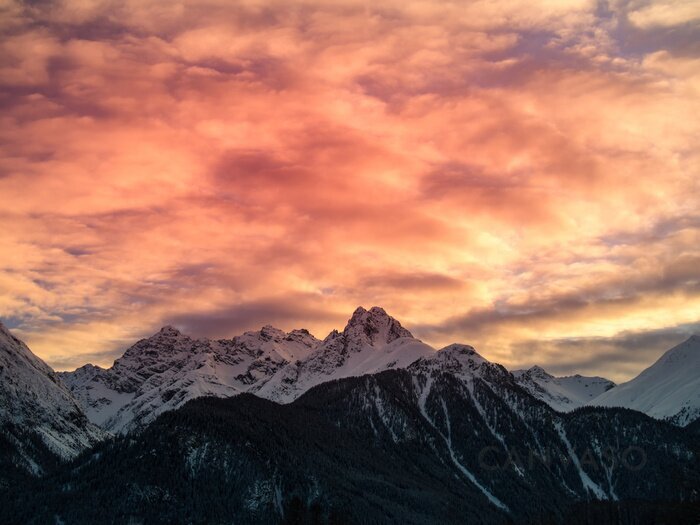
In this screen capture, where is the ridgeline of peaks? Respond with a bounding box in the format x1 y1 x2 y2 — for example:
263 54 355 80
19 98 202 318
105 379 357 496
2 312 700 522
60 321 322 432
3 306 699 463
6 319 699 524
60 306 424 432
57 308 700 432
60 305 510 431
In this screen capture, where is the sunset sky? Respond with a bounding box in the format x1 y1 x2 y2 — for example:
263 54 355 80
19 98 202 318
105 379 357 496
1 0 699 382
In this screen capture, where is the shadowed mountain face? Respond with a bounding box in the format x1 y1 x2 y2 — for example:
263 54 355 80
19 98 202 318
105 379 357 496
0 323 105 487
4 365 698 525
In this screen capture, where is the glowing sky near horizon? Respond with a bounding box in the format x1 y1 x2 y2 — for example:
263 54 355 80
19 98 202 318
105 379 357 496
1 0 699 381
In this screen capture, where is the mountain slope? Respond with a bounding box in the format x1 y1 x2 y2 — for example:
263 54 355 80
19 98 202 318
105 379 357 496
256 306 435 402
0 322 105 484
60 325 320 433
5 362 698 525
590 335 700 426
513 366 615 412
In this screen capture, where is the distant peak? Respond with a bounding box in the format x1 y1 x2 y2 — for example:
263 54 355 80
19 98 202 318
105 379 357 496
432 343 496 374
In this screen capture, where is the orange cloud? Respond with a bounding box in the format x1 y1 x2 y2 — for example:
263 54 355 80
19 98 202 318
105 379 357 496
0 0 698 381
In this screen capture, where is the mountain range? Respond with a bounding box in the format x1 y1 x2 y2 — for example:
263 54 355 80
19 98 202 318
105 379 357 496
1 306 699 524
59 307 435 433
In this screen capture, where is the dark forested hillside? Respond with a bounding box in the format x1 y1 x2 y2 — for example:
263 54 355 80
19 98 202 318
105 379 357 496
2 367 698 525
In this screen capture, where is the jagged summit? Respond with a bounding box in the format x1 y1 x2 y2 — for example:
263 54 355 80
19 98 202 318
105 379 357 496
253 307 432 403
343 306 414 348
120 325 195 362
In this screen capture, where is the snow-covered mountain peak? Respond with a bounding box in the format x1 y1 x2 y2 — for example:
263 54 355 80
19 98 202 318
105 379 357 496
435 343 489 363
284 328 321 352
67 363 104 383
257 325 286 340
118 327 197 365
231 325 320 362
342 305 414 350
521 365 553 379
1 322 62 377
440 342 477 354
255 307 432 403
414 343 507 382
656 335 699 366
591 335 700 426
513 366 616 412
322 329 342 343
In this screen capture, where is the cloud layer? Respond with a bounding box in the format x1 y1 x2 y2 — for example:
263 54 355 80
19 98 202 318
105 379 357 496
1 0 699 381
